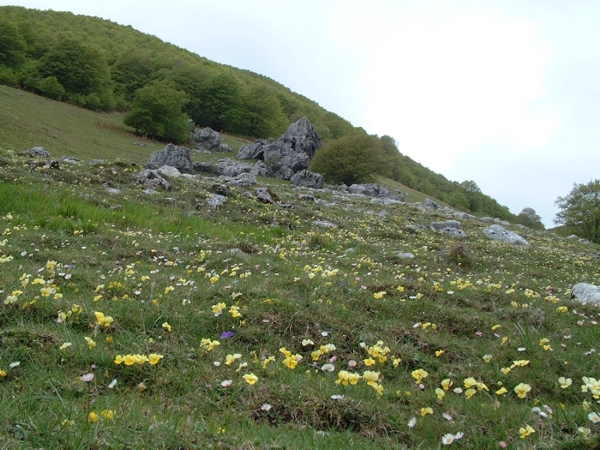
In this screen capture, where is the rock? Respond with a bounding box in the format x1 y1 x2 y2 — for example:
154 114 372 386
227 173 257 187
89 159 106 166
157 165 182 178
431 220 462 231
204 194 228 209
348 183 391 198
237 117 322 179
482 225 530 245
424 198 441 210
290 170 324 189
393 252 415 259
211 184 231 197
241 191 254 199
370 197 402 205
251 160 271 177
215 158 253 177
105 188 121 195
255 188 277 204
20 146 51 158
60 156 80 164
313 220 338 228
337 185 349 192
299 194 316 202
192 127 220 152
454 211 475 220
440 228 468 239
132 169 171 190
571 283 600 306
147 144 193 174
193 161 218 174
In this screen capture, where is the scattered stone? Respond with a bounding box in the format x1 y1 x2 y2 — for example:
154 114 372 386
20 146 51 158
255 188 277 204
570 283 600 306
226 173 257 187
251 160 271 177
105 188 121 195
241 191 254 199
205 194 228 209
370 197 402 205
60 156 80 164
348 183 391 198
157 165 182 178
440 228 468 239
215 158 253 177
132 169 171 190
299 194 316 202
192 127 221 152
431 220 462 231
290 170 324 189
424 198 441 210
482 225 530 245
211 184 231 197
393 252 415 259
313 220 338 228
147 144 193 174
89 159 106 166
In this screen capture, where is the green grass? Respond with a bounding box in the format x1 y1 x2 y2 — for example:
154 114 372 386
1 91 600 448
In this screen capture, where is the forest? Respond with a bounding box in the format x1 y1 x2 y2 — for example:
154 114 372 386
0 6 515 220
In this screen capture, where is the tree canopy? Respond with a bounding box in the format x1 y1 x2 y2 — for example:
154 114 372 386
554 179 600 243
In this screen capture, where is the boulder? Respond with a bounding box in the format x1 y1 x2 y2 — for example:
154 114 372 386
431 220 462 231
60 156 80 164
193 127 221 152
132 169 171 190
440 228 468 239
290 170 324 189
482 225 530 245
157 165 182 178
255 188 276 204
236 117 321 179
215 158 254 177
571 283 600 306
89 159 106 166
424 198 441 210
204 194 228 209
20 146 51 158
251 160 271 177
226 173 258 187
147 144 193 174
211 184 231 197
348 183 391 198
313 220 338 228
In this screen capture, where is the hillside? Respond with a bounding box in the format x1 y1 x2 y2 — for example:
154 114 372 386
1 108 600 447
0 6 518 221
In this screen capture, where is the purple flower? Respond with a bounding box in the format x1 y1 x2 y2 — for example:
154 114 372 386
220 331 235 339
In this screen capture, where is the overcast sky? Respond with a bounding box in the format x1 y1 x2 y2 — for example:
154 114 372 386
4 0 600 226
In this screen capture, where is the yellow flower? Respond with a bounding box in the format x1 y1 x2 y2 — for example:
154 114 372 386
464 377 477 389
435 350 444 357
363 357 376 366
519 424 535 438
262 356 275 368
84 337 96 349
148 353 164 365
210 275 220 284
88 412 99 423
500 336 509 346
164 286 175 294
373 291 386 299
483 354 493 362
40 286 54 297
362 371 380 383
336 370 361 385
243 373 258 385
465 388 477 399
435 388 445 400
162 322 172 332
0 369 7 379
225 354 242 365
441 379 453 391
212 302 226 315
200 338 220 351
229 305 242 318
496 387 508 395
559 377 572 388
411 369 428 384
124 354 136 366
556 306 568 313
94 311 114 328
114 355 124 365
59 342 72 350
392 357 402 367
420 407 433 416
101 410 115 420
514 383 532 399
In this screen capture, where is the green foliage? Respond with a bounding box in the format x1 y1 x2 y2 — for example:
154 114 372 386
310 132 393 185
124 80 191 143
36 75 65 100
555 179 600 243
0 16 26 67
515 207 545 230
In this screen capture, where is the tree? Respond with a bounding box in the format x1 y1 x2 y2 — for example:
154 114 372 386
515 207 544 230
0 17 26 67
309 132 393 185
554 179 600 243
124 80 191 143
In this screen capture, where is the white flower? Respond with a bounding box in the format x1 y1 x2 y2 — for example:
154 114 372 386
588 412 600 423
330 395 344 400
443 413 453 421
9 361 20 369
220 380 232 387
321 363 335 372
408 417 417 428
108 379 117 389
442 434 455 445
260 403 272 411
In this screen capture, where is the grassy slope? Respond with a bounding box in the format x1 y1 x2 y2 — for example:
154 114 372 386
0 89 600 449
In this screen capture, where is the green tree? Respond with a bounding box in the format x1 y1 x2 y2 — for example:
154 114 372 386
124 80 191 143
554 179 600 243
515 207 545 230
241 84 287 137
0 16 26 67
309 132 393 185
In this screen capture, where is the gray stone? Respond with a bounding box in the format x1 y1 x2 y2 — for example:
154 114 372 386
370 197 402 205
431 220 462 231
215 158 253 177
237 139 271 160
424 198 441 210
255 188 276 204
60 156 80 164
132 169 171 190
299 194 316 202
217 144 232 153
105 188 121 195
480 217 495 223
193 161 218 174
89 159 106 166
290 170 324 189
147 144 193 174
227 173 257 187
393 252 415 259
482 224 530 245
205 194 228 209
571 283 600 306
157 165 182 178
193 127 221 152
313 220 338 228
251 160 271 177
20 146 51 158
211 184 231 197
348 183 391 198
241 191 254 199
440 228 468 239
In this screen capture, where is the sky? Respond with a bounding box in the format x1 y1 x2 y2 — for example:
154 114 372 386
4 0 600 226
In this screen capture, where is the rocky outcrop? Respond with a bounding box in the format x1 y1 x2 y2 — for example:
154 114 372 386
431 220 468 239
157 165 182 178
20 146 51 158
237 117 322 180
482 225 529 245
290 170 324 189
147 144 193 174
347 183 391 198
192 127 231 153
132 169 171 190
571 283 600 305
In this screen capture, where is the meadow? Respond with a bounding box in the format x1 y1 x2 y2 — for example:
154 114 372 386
1 87 600 449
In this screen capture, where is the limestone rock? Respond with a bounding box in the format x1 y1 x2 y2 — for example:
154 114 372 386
147 144 193 174
193 127 221 152
204 194 228 209
431 220 462 231
348 183 391 198
255 188 276 204
60 156 80 164
211 184 231 197
157 165 182 178
290 170 324 189
424 198 441 210
482 225 529 245
227 173 257 187
20 146 51 158
313 220 338 228
571 283 600 306
132 169 171 190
